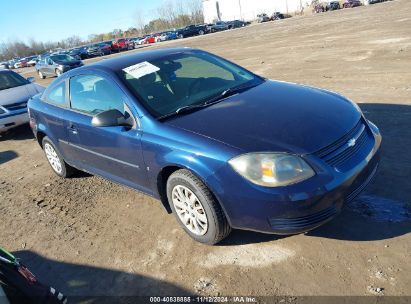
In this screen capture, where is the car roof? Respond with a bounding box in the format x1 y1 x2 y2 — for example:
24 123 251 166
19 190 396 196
86 47 194 72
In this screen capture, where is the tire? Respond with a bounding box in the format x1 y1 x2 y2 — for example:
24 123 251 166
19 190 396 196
178 34 184 39
55 69 62 77
42 137 76 178
38 70 45 79
198 30 204 35
167 169 231 245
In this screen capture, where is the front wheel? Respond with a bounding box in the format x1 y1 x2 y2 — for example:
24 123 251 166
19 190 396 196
167 169 231 245
38 70 45 79
42 137 76 178
55 69 62 77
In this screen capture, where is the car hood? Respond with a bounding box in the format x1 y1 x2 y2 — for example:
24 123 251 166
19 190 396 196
165 80 361 154
0 83 45 107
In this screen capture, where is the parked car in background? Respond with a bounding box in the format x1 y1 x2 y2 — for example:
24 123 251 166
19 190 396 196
135 36 148 46
26 56 39 67
35 54 83 79
176 24 209 39
165 31 178 40
210 21 229 32
343 0 362 8
125 39 135 50
111 38 128 52
69 47 89 60
0 62 10 69
326 1 341 10
369 0 391 4
14 59 28 69
144 35 159 44
0 69 44 133
226 20 248 29
28 48 381 245
313 2 326 13
87 42 112 57
271 12 285 20
257 13 270 23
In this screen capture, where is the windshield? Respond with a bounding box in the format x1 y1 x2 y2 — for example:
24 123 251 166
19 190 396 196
0 71 29 91
50 54 76 62
119 50 263 118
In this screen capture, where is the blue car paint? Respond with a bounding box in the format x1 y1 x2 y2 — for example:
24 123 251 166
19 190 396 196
28 48 381 235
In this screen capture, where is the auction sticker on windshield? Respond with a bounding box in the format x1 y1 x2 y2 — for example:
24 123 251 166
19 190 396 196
123 61 160 79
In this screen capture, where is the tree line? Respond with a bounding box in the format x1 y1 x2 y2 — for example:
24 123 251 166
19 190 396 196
0 0 203 61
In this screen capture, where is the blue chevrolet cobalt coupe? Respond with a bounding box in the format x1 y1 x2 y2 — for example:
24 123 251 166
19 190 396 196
28 48 381 244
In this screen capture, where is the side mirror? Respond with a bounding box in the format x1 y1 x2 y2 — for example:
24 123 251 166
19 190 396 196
27 77 35 83
91 109 128 127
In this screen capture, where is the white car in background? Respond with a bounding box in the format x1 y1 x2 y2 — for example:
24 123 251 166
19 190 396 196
27 56 39 67
0 70 45 133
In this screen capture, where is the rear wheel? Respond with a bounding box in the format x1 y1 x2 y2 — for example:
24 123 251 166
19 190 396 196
55 69 62 77
42 137 76 178
198 30 204 35
167 169 231 245
178 34 184 39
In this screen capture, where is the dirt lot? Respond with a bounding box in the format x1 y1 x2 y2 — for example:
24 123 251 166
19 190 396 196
1 0 411 301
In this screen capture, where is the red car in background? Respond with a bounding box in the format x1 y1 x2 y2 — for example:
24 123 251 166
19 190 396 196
144 34 161 44
111 38 128 52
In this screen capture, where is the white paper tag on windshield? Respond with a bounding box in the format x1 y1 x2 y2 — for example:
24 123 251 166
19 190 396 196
123 61 160 79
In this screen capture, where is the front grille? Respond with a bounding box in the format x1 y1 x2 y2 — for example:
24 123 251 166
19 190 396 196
3 101 27 112
269 205 338 231
314 119 373 171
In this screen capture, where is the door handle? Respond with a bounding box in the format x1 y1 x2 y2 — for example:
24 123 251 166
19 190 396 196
68 124 78 135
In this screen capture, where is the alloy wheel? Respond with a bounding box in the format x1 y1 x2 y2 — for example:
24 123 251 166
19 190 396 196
44 143 62 174
171 185 208 235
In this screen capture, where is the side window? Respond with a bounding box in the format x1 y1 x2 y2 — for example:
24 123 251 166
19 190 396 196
69 74 125 115
46 82 66 106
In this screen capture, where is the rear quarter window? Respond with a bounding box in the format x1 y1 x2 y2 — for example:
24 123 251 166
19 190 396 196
45 82 66 106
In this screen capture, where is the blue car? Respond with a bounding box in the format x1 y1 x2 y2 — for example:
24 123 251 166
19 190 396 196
28 48 381 244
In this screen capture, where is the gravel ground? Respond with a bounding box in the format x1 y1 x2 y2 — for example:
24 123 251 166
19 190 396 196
1 0 411 301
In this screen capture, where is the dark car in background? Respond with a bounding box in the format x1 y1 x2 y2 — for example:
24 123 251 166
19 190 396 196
369 0 392 4
69 47 89 60
87 42 112 57
271 12 285 20
257 13 270 22
35 54 83 78
210 21 229 32
226 20 248 29
326 1 341 10
176 24 209 39
28 48 381 245
343 0 362 8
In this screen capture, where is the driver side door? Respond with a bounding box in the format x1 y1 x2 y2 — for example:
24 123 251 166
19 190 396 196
65 73 151 193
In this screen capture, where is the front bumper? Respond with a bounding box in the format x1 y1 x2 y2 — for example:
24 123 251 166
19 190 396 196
0 111 29 133
207 120 382 234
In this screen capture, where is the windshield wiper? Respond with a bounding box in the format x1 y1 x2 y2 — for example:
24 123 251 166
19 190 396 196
158 81 260 120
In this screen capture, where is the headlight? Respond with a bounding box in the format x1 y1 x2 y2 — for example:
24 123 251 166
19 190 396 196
229 153 315 187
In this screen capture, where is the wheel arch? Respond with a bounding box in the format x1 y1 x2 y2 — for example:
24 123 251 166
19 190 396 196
155 163 231 226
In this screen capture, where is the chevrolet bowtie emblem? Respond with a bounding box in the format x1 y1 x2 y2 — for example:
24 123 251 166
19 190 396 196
347 138 356 147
